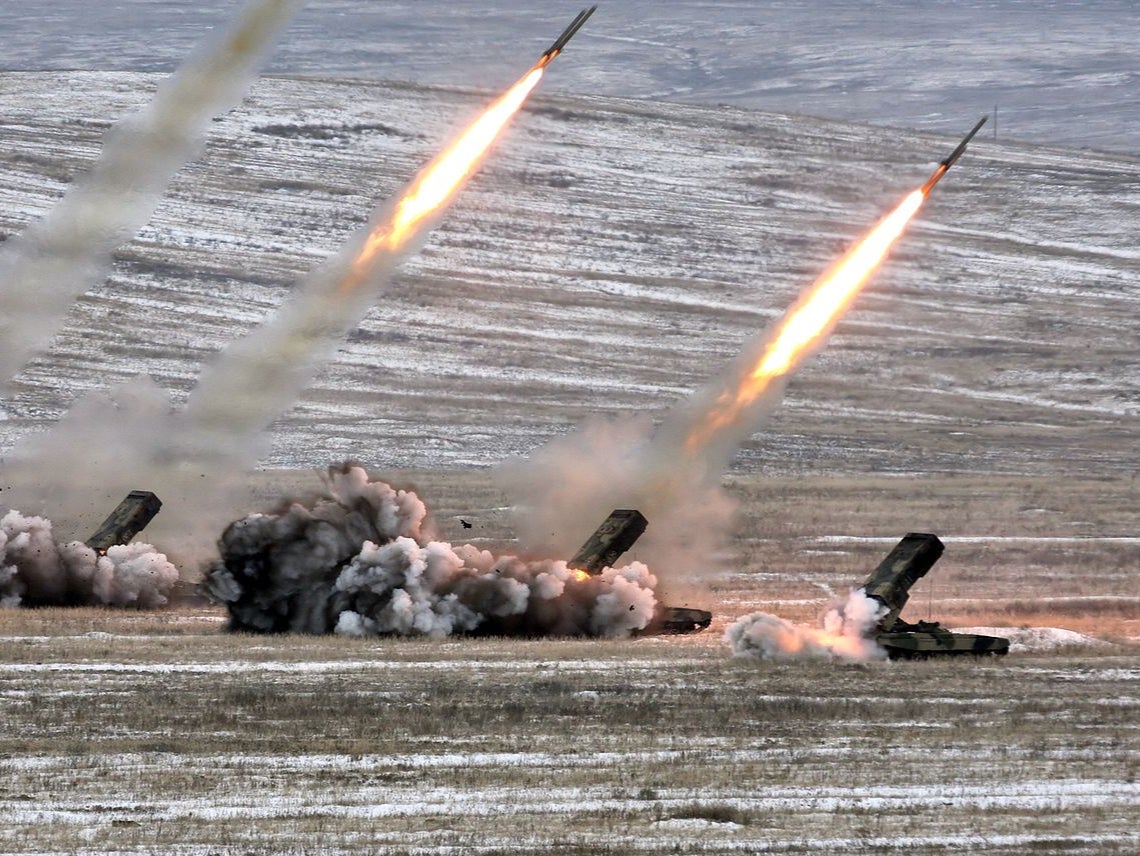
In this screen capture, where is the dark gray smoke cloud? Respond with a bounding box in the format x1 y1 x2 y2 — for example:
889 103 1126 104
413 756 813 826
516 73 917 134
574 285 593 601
0 509 177 608
205 465 659 637
0 0 301 384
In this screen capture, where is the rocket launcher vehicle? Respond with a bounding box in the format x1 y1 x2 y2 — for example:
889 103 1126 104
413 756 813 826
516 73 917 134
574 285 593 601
569 509 712 634
84 490 162 553
567 509 647 574
862 533 1009 659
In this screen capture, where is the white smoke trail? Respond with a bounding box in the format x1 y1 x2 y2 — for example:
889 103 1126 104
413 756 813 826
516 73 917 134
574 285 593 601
501 194 926 580
2 57 543 567
0 509 177 609
0 0 301 384
726 589 888 663
497 292 823 584
206 465 659 637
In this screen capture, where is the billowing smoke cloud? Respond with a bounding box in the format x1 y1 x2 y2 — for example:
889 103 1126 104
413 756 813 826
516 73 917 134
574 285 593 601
726 589 888 663
205 464 659 638
0 509 177 609
0 0 301 384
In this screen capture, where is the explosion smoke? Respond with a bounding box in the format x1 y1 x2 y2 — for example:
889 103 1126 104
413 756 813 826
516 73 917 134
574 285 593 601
0 0 301 385
726 589 888 663
0 509 177 609
205 465 658 638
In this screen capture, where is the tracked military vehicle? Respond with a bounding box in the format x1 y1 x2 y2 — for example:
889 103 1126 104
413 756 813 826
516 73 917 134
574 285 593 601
569 509 712 635
863 533 1009 659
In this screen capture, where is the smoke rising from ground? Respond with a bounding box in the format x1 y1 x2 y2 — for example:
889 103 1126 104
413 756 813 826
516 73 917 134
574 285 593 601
206 465 658 638
501 192 918 577
0 509 177 609
499 321 797 580
0 377 251 566
0 0 300 385
726 589 888 663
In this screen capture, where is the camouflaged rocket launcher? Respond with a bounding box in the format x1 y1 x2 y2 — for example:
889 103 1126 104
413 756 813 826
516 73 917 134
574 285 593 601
567 509 648 574
568 509 712 635
863 533 1009 659
85 490 162 552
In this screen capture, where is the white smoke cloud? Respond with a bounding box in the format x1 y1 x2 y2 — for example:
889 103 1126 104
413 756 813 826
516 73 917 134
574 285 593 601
0 0 301 384
726 589 889 663
207 465 660 638
0 509 177 609
497 415 736 584
496 323 799 585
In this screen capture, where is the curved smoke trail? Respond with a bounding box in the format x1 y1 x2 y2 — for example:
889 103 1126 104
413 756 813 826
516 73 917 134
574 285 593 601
0 0 301 385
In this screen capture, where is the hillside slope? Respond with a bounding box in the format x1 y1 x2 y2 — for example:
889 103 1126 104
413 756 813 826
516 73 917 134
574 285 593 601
1 71 1138 480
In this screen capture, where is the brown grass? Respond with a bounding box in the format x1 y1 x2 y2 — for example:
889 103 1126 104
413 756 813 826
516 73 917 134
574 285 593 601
3 472 1139 853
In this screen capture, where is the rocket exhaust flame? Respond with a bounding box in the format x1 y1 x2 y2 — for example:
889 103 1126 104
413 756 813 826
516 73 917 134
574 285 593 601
0 0 301 386
679 117 985 458
341 65 546 293
174 60 552 499
503 120 984 577
682 189 927 455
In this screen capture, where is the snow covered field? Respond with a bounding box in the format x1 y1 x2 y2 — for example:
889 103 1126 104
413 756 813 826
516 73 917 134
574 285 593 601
1 10 1139 850
1 72 1138 493
1 619 1137 854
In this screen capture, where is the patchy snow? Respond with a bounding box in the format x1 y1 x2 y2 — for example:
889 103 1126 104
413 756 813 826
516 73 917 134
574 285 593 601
1 72 1139 486
654 818 743 830
956 626 1112 653
0 657 712 675
5 778 1138 825
2 1 1137 152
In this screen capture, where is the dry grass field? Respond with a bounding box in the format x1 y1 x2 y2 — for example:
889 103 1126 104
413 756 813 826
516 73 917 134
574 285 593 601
3 471 1138 854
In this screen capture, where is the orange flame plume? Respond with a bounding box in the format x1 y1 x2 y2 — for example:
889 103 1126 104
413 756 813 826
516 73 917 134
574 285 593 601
685 188 928 453
338 65 546 294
